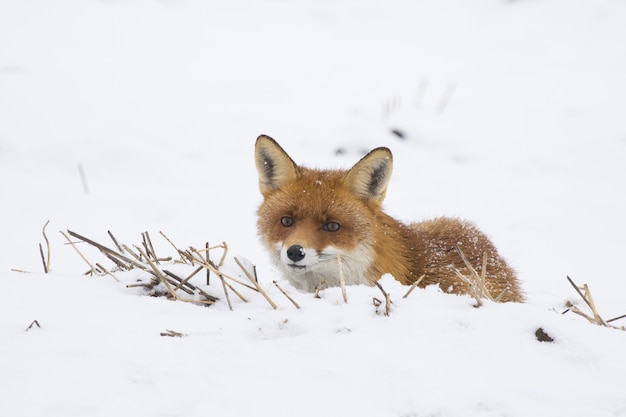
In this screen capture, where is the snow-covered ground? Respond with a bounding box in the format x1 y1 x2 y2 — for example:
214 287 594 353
1 1 625 416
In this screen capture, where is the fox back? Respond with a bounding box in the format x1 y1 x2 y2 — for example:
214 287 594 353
255 135 523 303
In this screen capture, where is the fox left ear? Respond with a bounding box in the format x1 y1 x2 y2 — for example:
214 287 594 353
255 135 299 196
343 147 393 206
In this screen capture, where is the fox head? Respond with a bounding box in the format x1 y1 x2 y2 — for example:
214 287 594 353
255 134 393 292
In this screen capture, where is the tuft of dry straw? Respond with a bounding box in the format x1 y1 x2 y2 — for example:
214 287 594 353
64 230 218 305
451 248 509 307
565 276 625 331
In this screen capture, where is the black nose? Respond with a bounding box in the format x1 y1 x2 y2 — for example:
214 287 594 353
286 245 305 262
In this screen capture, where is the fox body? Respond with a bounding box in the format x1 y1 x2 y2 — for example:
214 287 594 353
255 135 523 303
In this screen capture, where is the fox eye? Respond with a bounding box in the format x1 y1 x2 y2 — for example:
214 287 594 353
280 216 294 227
322 221 341 232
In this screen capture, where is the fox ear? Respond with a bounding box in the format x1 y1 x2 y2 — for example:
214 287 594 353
343 147 393 206
255 135 299 196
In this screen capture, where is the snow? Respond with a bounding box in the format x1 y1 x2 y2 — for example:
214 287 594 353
1 0 626 416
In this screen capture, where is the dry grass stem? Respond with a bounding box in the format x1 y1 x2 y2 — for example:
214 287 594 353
107 230 124 253
337 254 347 303
234 256 277 309
160 329 185 337
41 220 51 272
60 231 98 275
313 278 327 298
607 314 626 324
566 276 624 330
205 242 210 285
95 262 121 282
185 249 257 292
374 281 392 316
273 281 301 309
26 320 41 331
159 231 187 263
402 274 425 299
217 241 228 267
142 231 158 264
132 245 178 299
219 274 234 311
452 248 511 307
39 243 48 274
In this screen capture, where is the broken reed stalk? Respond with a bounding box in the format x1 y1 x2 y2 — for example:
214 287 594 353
131 245 178 299
41 220 51 273
59 230 98 275
26 320 41 331
95 262 121 282
402 274 425 299
566 276 624 330
107 230 124 253
337 254 347 303
234 256 277 310
219 274 234 311
67 230 140 269
452 248 511 307
160 329 185 338
164 270 219 304
313 278 326 299
185 249 257 293
39 243 48 274
374 281 392 316
181 248 248 305
159 231 187 263
273 281 301 309
142 231 159 264
607 313 626 324
205 242 210 285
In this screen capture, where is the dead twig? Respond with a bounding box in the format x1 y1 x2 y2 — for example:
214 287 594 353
234 257 277 309
40 220 51 273
205 242 210 285
95 262 121 282
25 320 41 331
107 230 124 253
566 276 624 330
313 278 327 298
184 248 257 293
451 248 508 307
160 329 185 337
59 230 98 275
274 281 300 309
142 231 158 264
402 274 425 299
374 281 392 316
337 254 347 304
159 231 187 263
128 245 178 299
39 243 48 274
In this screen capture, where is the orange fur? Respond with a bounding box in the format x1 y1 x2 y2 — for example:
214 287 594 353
255 135 523 303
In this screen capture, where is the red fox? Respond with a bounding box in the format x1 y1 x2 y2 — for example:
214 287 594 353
255 135 523 303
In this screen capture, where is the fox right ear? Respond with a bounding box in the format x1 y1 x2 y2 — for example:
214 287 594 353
255 135 299 196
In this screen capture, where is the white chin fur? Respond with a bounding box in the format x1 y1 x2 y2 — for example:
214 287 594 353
271 243 373 292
